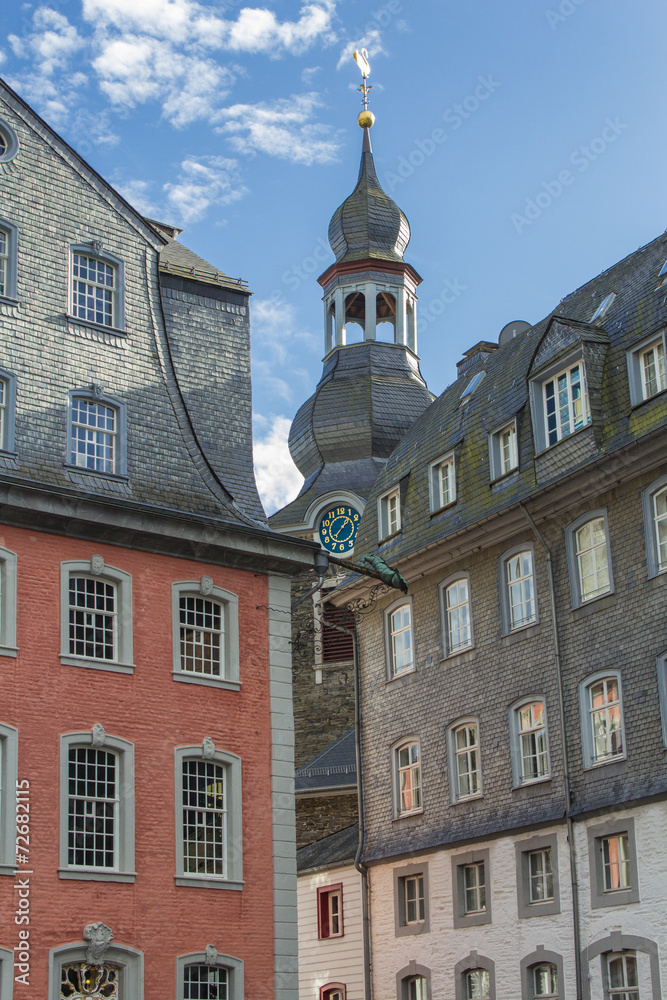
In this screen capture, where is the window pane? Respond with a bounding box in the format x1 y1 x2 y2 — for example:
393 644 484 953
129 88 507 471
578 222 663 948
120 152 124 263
180 596 224 676
72 254 115 326
182 759 226 876
184 964 228 1000
654 487 667 570
67 747 117 868
60 963 119 998
69 576 117 660
391 605 413 674
506 551 536 628
70 398 117 474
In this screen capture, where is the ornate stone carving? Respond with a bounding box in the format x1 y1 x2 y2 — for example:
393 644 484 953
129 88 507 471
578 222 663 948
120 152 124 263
204 945 218 966
202 737 216 759
84 922 113 965
200 575 213 596
91 241 103 256
91 724 106 747
90 555 104 576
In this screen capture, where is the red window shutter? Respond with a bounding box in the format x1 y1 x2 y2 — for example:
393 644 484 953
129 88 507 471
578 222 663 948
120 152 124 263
318 888 330 938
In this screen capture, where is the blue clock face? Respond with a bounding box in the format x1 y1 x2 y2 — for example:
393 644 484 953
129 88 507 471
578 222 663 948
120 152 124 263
318 504 361 553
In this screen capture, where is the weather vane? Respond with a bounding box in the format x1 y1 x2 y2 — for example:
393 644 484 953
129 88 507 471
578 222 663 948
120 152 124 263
353 48 375 129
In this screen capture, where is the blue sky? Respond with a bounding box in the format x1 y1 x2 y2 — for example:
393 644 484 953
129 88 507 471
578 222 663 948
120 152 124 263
2 0 666 513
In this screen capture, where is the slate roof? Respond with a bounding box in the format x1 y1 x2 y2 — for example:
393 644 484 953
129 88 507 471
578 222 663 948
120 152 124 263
158 236 250 293
351 229 667 565
328 127 410 264
295 726 357 793
297 823 359 873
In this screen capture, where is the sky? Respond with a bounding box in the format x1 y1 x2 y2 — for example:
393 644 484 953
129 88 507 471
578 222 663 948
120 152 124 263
2 0 667 514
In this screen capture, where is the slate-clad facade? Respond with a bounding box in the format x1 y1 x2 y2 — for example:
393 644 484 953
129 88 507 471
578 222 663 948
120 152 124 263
0 79 318 999
332 228 667 998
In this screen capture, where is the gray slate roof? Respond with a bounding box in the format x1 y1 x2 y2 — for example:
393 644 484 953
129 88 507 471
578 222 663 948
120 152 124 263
295 726 357 793
297 823 359 873
159 236 250 293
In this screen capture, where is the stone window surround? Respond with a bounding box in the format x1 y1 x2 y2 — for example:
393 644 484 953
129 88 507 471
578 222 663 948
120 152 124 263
59 557 134 674
65 387 128 479
174 743 243 890
508 694 551 788
171 580 240 691
0 722 18 876
519 947 564 1000
498 542 540 636
384 595 415 682
565 508 615 609
642 473 667 579
58 729 136 883
68 242 126 334
48 941 143 1000
514 832 561 919
529 348 590 454
176 950 244 1000
578 669 627 770
0 368 18 457
439 572 474 659
0 119 19 164
586 816 639 909
581 932 662 1000
451 848 491 928
393 860 430 936
453 951 496 1000
0 545 18 659
447 717 483 804
0 944 12 997
428 450 456 513
488 417 519 481
656 650 667 748
396 961 432 1000
0 218 18 302
391 735 423 820
626 328 667 406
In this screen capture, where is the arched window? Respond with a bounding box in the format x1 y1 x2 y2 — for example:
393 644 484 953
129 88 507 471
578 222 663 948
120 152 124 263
0 218 17 300
566 510 613 606
67 387 127 477
49 940 143 999
440 574 472 656
393 739 422 817
376 290 396 342
69 244 124 330
579 671 625 767
642 475 667 578
344 291 365 342
171 581 240 689
177 949 244 999
510 697 550 785
449 719 481 801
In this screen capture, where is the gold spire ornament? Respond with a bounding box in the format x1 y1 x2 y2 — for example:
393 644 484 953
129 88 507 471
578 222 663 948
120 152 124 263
353 48 375 128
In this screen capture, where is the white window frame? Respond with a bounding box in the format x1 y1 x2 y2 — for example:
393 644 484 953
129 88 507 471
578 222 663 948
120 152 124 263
429 452 456 511
587 817 640 909
449 719 482 802
69 243 125 331
378 486 401 540
0 368 17 456
176 950 244 1000
657 650 667 749
0 119 19 164
385 597 415 679
60 558 134 673
515 834 561 919
579 670 626 769
566 510 614 607
542 359 589 445
530 354 590 452
440 573 473 657
171 581 240 690
394 862 430 936
58 729 135 882
489 419 518 480
317 883 344 939
627 330 667 405
500 544 538 634
48 941 143 1000
174 743 243 890
0 218 18 301
393 738 422 818
606 953 639 1000
642 474 667 579
0 722 18 877
66 387 127 478
509 696 550 786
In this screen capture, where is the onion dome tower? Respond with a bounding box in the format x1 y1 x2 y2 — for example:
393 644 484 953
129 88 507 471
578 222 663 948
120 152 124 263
269 54 433 550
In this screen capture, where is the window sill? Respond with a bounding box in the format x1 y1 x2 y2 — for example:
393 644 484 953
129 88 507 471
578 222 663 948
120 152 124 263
443 644 475 663
0 450 18 459
0 295 19 307
646 568 667 586
592 886 640 909
393 808 424 821
453 909 491 928
174 876 244 891
0 645 18 658
396 921 429 937
513 775 552 790
583 753 627 771
534 422 591 458
520 898 561 918
58 868 136 883
60 654 135 675
571 592 616 617
66 314 127 338
429 499 457 517
501 622 540 644
378 530 402 544
172 671 241 691
386 666 416 684
63 463 129 483
451 793 483 806
629 386 667 409
490 468 519 486
0 863 17 877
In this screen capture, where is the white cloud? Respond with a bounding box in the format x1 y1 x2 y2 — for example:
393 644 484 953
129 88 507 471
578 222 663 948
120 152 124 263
227 1 335 54
163 155 246 224
114 178 159 217
253 414 303 515
0 50 6 67
337 28 384 70
217 93 340 165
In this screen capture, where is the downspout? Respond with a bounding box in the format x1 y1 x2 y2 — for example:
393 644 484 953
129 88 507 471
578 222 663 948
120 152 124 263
520 503 583 1000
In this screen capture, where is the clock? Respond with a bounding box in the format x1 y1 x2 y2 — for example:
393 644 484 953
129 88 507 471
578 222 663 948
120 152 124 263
318 504 362 554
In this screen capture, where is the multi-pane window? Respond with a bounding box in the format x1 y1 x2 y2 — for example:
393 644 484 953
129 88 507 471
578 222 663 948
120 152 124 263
639 337 666 399
404 874 425 924
464 968 490 999
653 486 667 572
0 379 5 451
60 964 119 998
183 964 228 999
396 741 421 815
607 954 639 1000
71 253 115 327
490 420 518 479
529 849 554 903
318 885 343 938
68 576 117 661
70 397 117 474
322 991 345 1000
0 228 8 298
454 723 480 799
67 747 117 869
430 454 455 510
531 963 558 998
180 596 224 677
505 550 537 629
463 861 486 914
588 676 623 763
379 488 401 539
405 977 427 1000
517 701 549 782
444 578 471 654
543 361 588 445
575 517 610 602
182 759 226 878
389 604 413 676
602 833 631 892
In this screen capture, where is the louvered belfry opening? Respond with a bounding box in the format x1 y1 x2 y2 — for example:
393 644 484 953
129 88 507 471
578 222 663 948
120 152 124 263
321 588 355 662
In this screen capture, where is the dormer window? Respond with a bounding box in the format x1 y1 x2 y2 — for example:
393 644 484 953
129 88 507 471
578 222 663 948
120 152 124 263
378 487 401 540
542 360 589 446
69 244 125 331
627 331 667 405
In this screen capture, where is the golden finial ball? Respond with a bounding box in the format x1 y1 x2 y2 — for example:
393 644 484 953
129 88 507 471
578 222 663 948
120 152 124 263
357 110 375 128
